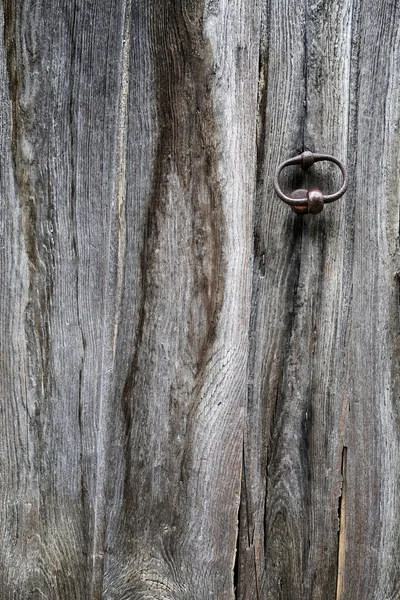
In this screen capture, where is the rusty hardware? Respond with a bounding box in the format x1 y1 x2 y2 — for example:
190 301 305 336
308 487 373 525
274 151 348 214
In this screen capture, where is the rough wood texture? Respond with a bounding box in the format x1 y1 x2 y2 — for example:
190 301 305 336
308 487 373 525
237 0 400 599
0 0 399 599
0 0 260 598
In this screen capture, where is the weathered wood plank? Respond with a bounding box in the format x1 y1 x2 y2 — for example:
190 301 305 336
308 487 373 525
238 0 400 598
0 1 131 597
0 0 261 597
103 1 261 598
237 0 311 596
341 1 400 597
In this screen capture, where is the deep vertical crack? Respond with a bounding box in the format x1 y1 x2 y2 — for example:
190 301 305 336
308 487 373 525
233 454 241 597
336 446 348 599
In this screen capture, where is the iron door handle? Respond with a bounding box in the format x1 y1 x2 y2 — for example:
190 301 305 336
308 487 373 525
274 151 348 214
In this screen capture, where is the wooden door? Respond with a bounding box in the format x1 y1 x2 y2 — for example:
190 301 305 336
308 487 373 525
0 1 399 598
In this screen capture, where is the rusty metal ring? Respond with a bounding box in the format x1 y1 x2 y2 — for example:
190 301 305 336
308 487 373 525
274 151 348 214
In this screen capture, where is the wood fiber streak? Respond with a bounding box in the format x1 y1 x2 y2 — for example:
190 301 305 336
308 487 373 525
237 0 400 599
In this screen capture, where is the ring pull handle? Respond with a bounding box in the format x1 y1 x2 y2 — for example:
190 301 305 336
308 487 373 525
274 151 348 214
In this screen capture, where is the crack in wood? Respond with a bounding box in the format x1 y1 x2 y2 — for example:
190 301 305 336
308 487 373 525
335 446 348 600
233 444 243 598
234 440 262 600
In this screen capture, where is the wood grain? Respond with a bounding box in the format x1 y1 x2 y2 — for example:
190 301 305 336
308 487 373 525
237 0 400 599
1 1 132 597
0 0 400 598
0 0 260 598
103 2 261 598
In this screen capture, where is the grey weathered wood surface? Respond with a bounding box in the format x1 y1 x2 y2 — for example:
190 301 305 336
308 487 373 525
0 0 399 599
238 0 400 599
